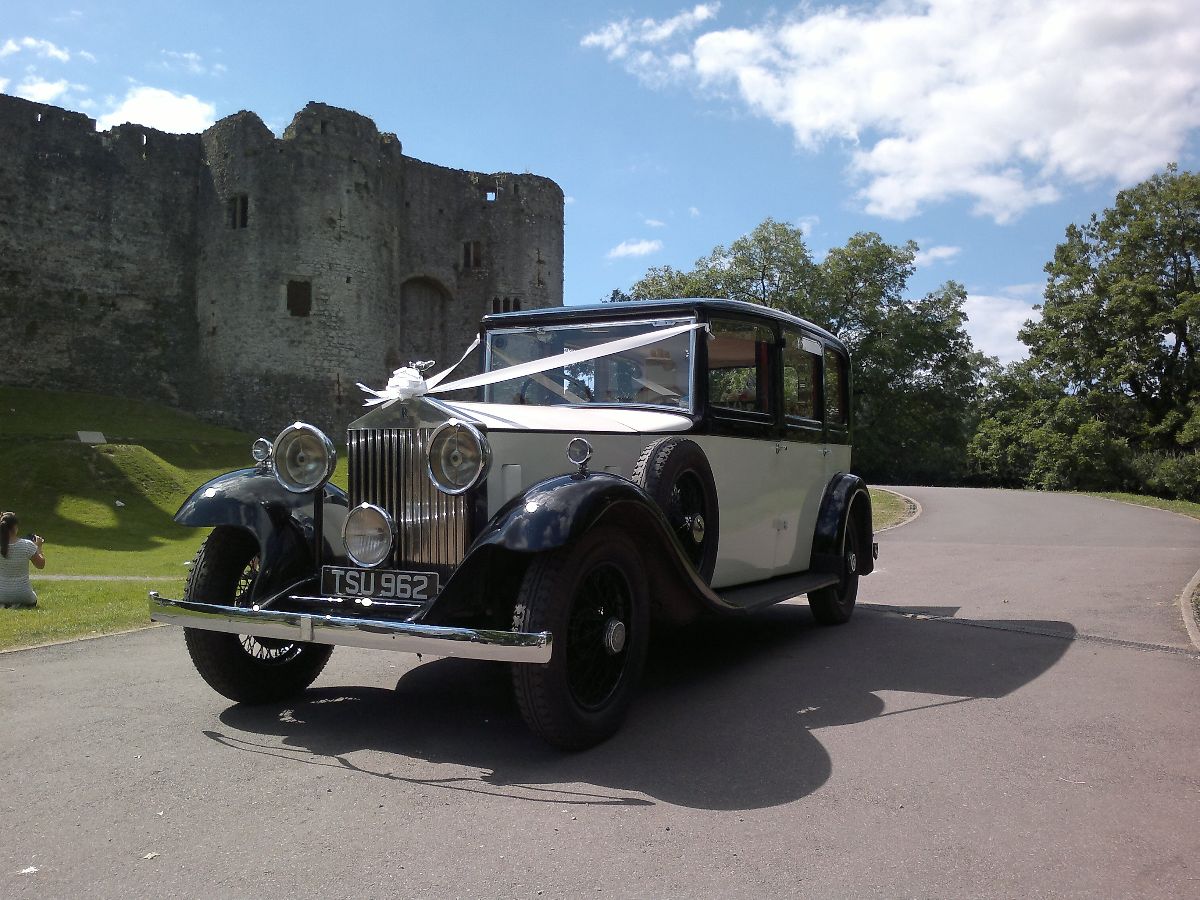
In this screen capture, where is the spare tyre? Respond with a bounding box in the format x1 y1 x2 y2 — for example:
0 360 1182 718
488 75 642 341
632 437 719 583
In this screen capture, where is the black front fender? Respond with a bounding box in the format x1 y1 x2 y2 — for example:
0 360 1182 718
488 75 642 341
420 473 739 629
174 468 349 603
812 473 875 576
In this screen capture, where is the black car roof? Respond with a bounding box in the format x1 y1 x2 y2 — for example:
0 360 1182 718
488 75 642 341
481 298 848 355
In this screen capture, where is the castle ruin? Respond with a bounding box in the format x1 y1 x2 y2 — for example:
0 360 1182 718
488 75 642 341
0 94 564 434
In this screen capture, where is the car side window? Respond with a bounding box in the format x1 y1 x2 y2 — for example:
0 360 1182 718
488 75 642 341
783 330 822 422
824 348 848 427
707 320 774 415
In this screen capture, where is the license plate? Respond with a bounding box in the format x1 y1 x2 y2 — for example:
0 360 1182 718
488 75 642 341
321 566 439 602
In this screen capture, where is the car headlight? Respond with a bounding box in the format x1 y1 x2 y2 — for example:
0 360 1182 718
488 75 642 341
272 422 336 493
343 502 395 568
427 420 490 495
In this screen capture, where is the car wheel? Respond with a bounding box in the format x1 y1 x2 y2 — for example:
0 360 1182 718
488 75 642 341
511 527 650 750
807 516 861 626
632 437 720 583
182 526 333 703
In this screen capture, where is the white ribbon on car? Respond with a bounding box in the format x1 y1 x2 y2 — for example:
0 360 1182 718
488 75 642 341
357 321 706 407
356 337 483 405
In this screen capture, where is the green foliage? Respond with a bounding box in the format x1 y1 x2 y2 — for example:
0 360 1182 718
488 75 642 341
869 488 913 531
623 219 990 483
0 580 183 651
1 385 248 444
1022 164 1199 443
0 387 260 579
973 165 1200 500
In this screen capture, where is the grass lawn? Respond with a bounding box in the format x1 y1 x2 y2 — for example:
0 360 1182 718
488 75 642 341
870 487 915 531
1 579 185 650
1083 491 1200 522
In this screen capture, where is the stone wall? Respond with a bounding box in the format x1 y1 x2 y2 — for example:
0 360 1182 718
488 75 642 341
0 95 564 436
0 95 203 410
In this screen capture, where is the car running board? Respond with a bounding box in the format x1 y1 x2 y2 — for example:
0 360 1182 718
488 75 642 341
715 570 840 613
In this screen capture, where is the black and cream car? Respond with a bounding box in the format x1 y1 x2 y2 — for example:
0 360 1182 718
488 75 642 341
151 299 877 749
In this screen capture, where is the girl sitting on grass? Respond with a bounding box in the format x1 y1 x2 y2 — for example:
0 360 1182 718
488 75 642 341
1 511 45 608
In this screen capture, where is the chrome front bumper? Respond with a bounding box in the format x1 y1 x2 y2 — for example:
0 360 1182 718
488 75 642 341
149 592 552 664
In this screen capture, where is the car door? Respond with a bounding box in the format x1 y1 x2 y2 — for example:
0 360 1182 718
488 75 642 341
822 345 852 481
695 317 784 588
774 328 828 572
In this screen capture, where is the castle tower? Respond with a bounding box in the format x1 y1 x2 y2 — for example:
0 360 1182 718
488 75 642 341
0 95 565 434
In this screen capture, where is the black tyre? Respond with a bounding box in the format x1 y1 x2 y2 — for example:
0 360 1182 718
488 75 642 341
632 437 720 583
182 526 333 704
511 527 650 750
807 516 862 626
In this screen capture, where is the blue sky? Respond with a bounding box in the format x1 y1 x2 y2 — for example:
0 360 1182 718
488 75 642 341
4 1 1199 364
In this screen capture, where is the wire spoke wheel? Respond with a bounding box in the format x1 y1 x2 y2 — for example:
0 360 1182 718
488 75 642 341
566 563 633 710
511 527 650 750
182 526 332 703
230 555 300 664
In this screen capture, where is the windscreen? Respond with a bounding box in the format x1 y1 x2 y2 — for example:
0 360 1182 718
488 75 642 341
483 318 695 410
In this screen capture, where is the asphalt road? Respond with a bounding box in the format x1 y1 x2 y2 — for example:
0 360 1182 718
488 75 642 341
3 487 1199 898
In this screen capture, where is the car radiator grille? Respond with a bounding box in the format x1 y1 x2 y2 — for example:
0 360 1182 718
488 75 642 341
347 428 470 567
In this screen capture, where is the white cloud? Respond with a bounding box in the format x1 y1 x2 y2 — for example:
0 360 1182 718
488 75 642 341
796 214 820 236
644 217 666 227
0 36 71 62
583 4 720 84
158 50 225 76
585 1 1200 223
965 292 1042 364
79 50 97 63
914 245 961 267
688 206 701 217
565 195 576 205
0 77 8 93
97 86 217 133
16 78 69 103
583 4 719 56
607 238 664 259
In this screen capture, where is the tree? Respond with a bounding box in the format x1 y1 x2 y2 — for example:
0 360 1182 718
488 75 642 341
619 219 990 483
973 165 1200 500
1021 164 1199 452
628 217 818 313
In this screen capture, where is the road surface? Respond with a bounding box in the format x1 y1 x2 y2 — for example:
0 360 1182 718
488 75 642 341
3 487 1198 897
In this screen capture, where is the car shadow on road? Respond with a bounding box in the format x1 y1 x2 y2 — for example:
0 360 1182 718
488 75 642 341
214 604 1075 811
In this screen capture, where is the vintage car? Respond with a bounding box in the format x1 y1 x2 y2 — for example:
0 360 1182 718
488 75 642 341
151 298 877 749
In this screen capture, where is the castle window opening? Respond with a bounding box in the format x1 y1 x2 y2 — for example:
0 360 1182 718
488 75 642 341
492 297 501 313
227 194 249 229
485 190 496 202
463 240 483 269
287 280 313 317
513 298 521 311
35 112 42 124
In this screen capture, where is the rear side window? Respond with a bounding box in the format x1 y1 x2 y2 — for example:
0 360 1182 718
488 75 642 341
783 330 822 422
707 320 774 415
824 348 848 427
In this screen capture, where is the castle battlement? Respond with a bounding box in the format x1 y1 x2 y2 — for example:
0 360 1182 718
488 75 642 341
0 93 564 434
